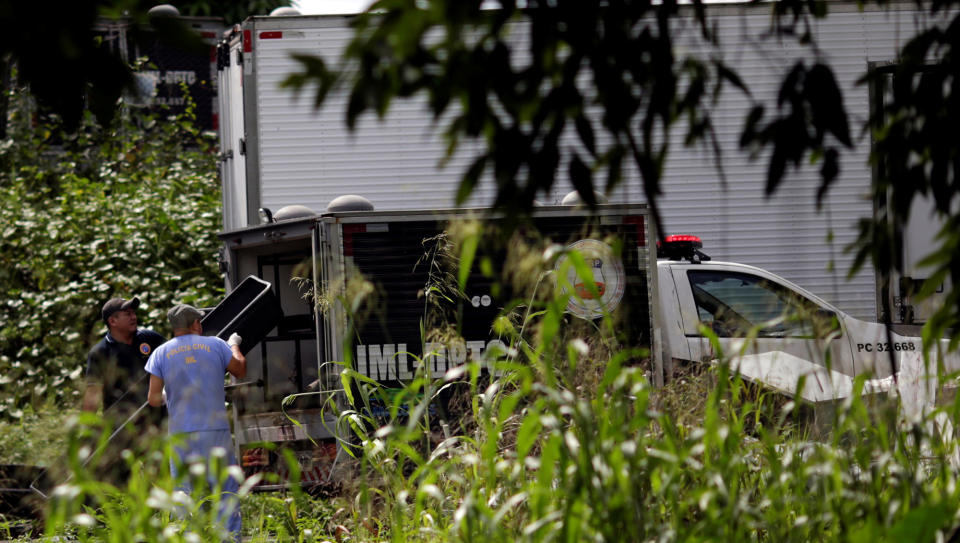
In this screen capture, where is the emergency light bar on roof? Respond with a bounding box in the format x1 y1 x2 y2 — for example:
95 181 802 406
658 235 711 264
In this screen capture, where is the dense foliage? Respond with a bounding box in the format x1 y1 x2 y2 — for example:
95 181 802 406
29 257 960 541
319 229 960 541
0 97 224 418
340 357 960 542
0 0 289 132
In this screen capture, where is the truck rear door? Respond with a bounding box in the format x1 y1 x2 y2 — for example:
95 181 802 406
216 32 249 230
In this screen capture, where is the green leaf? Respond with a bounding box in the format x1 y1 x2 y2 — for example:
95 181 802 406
458 231 479 293
515 408 542 458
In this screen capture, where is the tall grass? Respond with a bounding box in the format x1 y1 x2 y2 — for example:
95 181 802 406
32 229 960 542
328 230 960 542
336 352 960 541
31 414 344 542
32 357 960 541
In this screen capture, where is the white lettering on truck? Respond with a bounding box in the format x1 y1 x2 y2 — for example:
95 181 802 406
142 70 198 86
855 341 917 353
356 339 508 380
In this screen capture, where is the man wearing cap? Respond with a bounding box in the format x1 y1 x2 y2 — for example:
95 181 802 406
146 303 246 541
83 296 167 428
81 296 167 485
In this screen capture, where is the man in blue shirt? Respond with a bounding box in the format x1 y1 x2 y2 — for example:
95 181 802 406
146 303 246 542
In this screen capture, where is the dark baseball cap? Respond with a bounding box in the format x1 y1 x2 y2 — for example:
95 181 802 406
167 304 205 330
102 297 140 323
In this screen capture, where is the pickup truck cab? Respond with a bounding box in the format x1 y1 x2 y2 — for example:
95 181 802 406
655 236 957 404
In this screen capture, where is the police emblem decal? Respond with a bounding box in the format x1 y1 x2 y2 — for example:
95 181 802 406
555 239 626 320
140 343 151 355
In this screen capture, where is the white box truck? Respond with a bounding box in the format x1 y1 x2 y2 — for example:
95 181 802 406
212 3 960 487
215 2 952 326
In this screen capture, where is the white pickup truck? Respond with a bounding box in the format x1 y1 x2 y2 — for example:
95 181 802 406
654 235 956 407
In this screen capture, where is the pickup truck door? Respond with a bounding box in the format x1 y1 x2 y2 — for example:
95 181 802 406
669 264 856 381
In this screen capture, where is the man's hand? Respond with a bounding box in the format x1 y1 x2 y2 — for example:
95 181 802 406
81 383 103 412
226 333 246 379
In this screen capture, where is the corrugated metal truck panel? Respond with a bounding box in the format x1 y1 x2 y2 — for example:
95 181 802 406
618 5 940 320
228 4 951 321
251 21 497 214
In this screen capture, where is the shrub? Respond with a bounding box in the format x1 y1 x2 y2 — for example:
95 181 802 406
0 94 223 417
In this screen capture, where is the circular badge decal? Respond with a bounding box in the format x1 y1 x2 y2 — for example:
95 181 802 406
556 239 626 320
140 343 152 355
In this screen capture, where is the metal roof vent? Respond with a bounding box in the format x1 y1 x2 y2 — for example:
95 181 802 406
270 7 301 16
147 4 180 17
561 191 608 206
273 205 316 221
327 195 375 212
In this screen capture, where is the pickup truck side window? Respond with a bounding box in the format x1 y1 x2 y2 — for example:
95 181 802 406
687 270 839 339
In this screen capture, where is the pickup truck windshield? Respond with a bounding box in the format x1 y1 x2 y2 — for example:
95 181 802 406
687 270 838 338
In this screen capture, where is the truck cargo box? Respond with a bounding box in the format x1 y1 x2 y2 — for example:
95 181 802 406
216 202 660 488
319 205 660 386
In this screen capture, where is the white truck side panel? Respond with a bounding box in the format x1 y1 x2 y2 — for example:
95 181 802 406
222 3 950 322
617 5 949 321
250 18 495 214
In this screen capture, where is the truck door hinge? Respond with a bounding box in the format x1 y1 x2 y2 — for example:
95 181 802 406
218 149 234 162
239 138 246 156
235 49 243 66
217 43 229 71
218 246 229 274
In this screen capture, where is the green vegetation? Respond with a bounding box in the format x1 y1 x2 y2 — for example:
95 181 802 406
2 4 960 538
0 401 74 467
2 232 957 540
319 255 960 541
18 320 960 541
0 95 224 417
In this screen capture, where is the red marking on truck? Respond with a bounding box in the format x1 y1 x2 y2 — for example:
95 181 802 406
624 216 645 246
243 30 252 52
342 224 366 256
260 31 283 40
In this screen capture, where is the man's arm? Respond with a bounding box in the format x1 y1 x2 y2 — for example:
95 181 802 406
225 333 247 379
82 345 106 412
226 346 247 379
81 383 102 412
148 375 165 407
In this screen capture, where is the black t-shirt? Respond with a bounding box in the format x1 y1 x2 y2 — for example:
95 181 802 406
86 329 166 421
